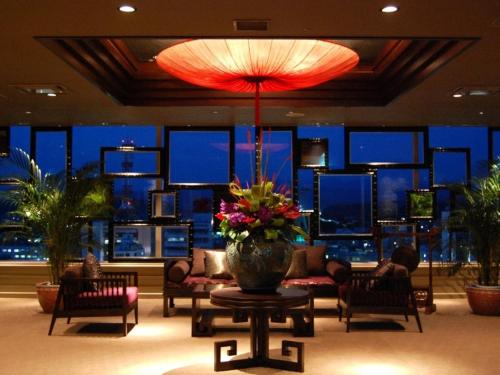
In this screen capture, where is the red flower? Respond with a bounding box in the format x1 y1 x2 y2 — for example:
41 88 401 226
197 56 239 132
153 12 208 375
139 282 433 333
274 205 289 214
242 216 256 223
215 213 225 221
283 210 301 219
238 199 251 209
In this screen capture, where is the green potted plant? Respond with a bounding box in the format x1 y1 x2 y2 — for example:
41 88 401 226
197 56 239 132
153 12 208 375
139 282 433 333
450 159 500 315
0 149 112 312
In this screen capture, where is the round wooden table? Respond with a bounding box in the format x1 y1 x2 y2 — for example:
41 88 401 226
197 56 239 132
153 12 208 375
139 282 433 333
210 287 310 372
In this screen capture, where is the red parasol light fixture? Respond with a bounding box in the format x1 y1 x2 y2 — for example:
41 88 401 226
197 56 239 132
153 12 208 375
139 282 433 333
156 39 359 182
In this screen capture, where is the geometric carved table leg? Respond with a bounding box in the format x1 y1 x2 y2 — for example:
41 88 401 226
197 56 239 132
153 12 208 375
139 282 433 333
192 296 214 337
214 309 305 372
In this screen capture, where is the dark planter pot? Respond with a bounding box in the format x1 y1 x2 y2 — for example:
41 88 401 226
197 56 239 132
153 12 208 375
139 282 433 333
36 282 59 314
466 284 500 316
226 236 293 293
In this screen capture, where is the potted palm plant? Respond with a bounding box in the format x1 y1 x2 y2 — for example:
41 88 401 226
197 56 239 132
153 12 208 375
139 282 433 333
450 159 500 315
0 149 112 312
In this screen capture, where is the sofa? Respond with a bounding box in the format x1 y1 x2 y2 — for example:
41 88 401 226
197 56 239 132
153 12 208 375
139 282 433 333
163 244 351 317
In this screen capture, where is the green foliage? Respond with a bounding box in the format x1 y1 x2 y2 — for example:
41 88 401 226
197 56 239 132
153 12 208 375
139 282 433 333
0 149 112 283
217 180 308 243
449 159 500 286
409 192 433 218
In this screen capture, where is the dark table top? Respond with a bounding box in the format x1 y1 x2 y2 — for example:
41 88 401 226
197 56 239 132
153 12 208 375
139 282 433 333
210 287 311 310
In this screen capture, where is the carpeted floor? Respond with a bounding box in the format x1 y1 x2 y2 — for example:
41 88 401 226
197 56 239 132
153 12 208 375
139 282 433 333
0 297 499 375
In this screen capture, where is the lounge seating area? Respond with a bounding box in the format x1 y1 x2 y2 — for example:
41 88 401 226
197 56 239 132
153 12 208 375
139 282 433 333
163 245 350 317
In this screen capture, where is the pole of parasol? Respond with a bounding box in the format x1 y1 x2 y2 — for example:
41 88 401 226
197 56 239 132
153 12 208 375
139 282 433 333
255 81 263 184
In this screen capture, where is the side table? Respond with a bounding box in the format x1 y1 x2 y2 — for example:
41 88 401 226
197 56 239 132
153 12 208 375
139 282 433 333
210 287 310 372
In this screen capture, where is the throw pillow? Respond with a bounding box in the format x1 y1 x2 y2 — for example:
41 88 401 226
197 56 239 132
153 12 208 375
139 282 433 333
326 261 350 283
82 252 103 291
204 251 232 279
285 250 308 279
167 260 191 283
295 245 327 275
391 245 420 273
191 248 208 276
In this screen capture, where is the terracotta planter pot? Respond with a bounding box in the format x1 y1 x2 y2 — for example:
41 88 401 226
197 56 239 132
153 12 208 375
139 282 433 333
36 282 60 314
466 284 500 316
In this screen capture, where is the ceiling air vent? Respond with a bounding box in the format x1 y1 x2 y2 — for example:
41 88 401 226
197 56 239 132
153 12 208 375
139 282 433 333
10 84 68 96
233 19 269 31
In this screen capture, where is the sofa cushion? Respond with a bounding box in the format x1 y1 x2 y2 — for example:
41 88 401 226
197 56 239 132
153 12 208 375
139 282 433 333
285 250 308 279
76 286 138 308
204 250 232 279
191 248 226 276
61 264 83 280
82 253 103 290
282 275 335 287
191 248 207 276
182 276 236 288
326 261 350 283
294 245 327 275
392 263 409 278
168 260 191 283
391 245 419 273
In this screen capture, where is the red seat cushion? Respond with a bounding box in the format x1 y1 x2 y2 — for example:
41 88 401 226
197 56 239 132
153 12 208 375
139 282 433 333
182 276 236 288
281 275 335 287
73 286 138 308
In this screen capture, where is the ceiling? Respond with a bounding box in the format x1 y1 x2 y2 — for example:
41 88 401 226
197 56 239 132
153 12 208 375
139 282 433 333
0 0 499 128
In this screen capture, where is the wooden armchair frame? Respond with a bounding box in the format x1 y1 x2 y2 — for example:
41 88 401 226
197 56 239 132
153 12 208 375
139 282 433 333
338 271 422 333
48 272 139 336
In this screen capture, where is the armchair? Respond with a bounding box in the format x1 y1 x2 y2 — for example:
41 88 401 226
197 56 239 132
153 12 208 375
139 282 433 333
48 271 139 336
338 269 423 333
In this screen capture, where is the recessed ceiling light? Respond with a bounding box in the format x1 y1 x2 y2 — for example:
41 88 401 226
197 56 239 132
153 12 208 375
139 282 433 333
452 93 463 98
381 5 399 13
118 5 136 13
25 111 31 114
479 111 485 115
469 89 490 96
47 93 57 97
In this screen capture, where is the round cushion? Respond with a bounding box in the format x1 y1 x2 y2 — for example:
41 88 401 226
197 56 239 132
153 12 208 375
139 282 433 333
391 245 419 273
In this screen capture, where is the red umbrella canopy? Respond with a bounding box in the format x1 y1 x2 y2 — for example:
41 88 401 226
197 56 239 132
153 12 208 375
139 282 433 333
156 39 359 92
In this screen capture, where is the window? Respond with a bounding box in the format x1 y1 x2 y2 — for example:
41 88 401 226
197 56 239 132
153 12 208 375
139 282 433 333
377 169 430 221
102 147 162 177
72 125 158 175
113 178 163 222
235 125 255 186
431 148 470 187
317 172 374 237
168 129 232 185
318 239 378 262
298 125 344 169
347 128 426 166
112 223 191 259
0 126 31 181
430 126 488 178
261 129 294 191
149 191 177 219
34 130 68 176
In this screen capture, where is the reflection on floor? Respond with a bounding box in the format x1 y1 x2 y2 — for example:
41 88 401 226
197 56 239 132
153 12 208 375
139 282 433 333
0 297 499 375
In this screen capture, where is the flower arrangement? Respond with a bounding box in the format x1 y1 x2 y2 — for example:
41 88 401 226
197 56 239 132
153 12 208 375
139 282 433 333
216 179 307 243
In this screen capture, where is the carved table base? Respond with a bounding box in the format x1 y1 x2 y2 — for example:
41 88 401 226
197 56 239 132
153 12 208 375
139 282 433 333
214 310 304 372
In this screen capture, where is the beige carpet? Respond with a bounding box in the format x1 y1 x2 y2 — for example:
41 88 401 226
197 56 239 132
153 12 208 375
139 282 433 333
0 297 499 375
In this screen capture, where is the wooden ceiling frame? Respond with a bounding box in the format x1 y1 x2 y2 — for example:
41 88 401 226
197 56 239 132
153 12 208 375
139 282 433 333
36 36 476 107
